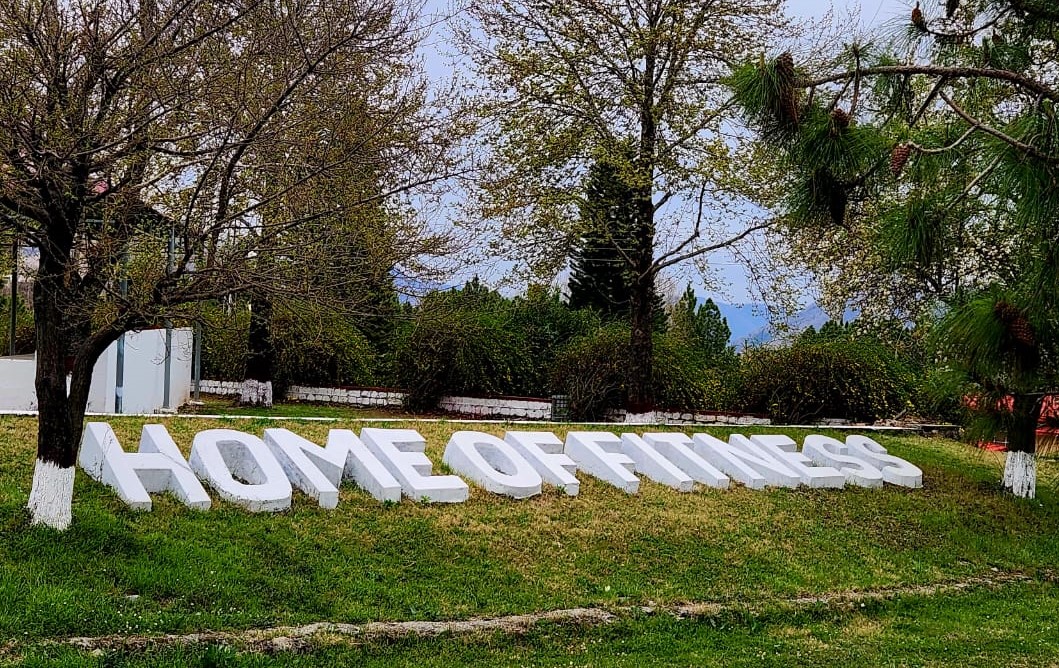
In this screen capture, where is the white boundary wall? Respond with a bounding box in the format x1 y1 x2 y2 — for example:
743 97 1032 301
0 328 193 413
198 379 770 425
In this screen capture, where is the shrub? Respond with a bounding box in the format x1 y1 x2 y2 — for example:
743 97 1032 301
392 283 531 410
200 301 250 382
0 295 34 355
509 286 600 396
550 324 629 420
551 324 732 420
272 305 377 391
199 300 377 391
737 338 913 423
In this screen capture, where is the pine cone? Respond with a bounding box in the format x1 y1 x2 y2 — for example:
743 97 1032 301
831 108 851 128
946 0 958 18
775 51 795 78
994 301 1037 349
774 52 799 127
890 143 912 176
781 95 800 125
911 3 926 30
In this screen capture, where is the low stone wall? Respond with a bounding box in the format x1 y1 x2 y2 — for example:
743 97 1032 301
288 385 405 408
608 408 771 426
438 395 552 420
197 379 770 424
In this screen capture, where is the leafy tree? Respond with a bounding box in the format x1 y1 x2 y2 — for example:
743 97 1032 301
729 0 1059 496
460 0 785 412
0 0 456 529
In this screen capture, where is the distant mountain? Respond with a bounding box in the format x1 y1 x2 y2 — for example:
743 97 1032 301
715 303 771 348
734 302 858 348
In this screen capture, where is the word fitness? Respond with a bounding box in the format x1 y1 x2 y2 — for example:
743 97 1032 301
79 424 923 512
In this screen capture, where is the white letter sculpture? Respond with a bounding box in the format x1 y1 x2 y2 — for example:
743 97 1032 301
620 433 694 491
504 431 580 495
691 434 789 489
361 428 469 502
79 423 211 511
749 435 846 489
564 432 639 493
845 435 923 488
443 432 542 499
263 428 402 507
189 429 292 512
642 433 729 489
801 435 884 488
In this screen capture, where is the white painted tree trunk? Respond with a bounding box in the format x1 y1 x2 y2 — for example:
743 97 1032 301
240 379 273 407
1002 450 1036 499
27 459 75 530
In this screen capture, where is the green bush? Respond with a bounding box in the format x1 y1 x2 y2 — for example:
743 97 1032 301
510 286 600 396
0 295 34 355
200 302 250 382
550 324 629 420
392 283 531 410
199 300 377 391
737 338 913 423
272 305 377 390
551 324 733 420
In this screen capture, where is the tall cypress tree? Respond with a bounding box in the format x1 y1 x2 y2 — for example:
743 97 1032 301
568 156 666 331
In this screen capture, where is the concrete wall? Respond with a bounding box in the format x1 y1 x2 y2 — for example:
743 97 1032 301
0 355 37 411
0 328 193 414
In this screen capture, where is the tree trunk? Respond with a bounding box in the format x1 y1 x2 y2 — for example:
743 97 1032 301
626 273 655 416
626 38 658 417
241 290 274 407
1002 393 1040 499
27 249 79 530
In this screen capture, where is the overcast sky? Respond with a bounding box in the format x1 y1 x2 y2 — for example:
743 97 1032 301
787 0 908 25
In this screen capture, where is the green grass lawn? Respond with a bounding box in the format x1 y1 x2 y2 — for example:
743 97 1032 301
1 415 1057 665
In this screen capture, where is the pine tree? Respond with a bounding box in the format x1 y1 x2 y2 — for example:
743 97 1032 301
671 285 732 363
567 156 666 332
730 1 1059 498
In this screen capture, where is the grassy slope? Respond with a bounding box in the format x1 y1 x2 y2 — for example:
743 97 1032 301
1 415 1057 663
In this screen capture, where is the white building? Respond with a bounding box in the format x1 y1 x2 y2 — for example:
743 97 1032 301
0 328 193 413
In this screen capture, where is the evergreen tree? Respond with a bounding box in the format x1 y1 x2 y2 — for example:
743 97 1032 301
671 285 732 363
730 0 1059 497
567 156 666 332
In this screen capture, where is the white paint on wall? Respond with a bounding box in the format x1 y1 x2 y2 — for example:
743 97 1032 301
0 328 193 413
0 356 37 411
